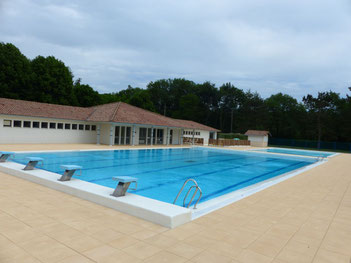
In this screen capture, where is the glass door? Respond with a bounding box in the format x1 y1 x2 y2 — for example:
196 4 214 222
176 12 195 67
139 128 147 145
126 127 131 144
169 129 173 144
157 129 164 144
114 126 120 144
147 128 152 145
120 126 126 144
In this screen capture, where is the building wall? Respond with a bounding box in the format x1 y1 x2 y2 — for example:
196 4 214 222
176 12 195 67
0 115 97 144
248 135 268 147
100 124 112 145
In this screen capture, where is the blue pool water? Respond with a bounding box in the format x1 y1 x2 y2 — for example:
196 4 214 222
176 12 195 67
256 148 333 157
12 148 316 206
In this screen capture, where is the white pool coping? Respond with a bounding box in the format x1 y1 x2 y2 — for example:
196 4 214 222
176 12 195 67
0 161 191 228
0 146 330 228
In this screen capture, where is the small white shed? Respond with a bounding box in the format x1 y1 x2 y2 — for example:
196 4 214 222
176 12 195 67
245 130 270 147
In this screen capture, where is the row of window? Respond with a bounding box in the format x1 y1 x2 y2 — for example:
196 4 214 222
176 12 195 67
3 120 96 131
183 131 200 136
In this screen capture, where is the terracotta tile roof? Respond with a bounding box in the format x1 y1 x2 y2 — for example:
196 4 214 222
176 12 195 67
173 119 220 132
245 130 270 136
0 98 219 131
0 98 93 121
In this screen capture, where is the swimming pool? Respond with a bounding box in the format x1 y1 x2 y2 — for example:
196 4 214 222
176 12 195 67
12 147 316 206
255 148 334 157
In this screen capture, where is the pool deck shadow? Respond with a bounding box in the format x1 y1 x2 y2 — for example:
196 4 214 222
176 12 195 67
0 144 350 262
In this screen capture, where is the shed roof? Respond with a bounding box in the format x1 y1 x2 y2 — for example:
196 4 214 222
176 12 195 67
245 130 270 136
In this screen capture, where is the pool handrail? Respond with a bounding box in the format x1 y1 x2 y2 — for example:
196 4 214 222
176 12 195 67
173 178 202 209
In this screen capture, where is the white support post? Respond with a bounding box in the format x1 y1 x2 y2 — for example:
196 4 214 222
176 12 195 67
132 125 136 146
96 124 101 145
151 127 154 146
109 125 114 146
118 126 121 145
166 127 170 145
155 129 158 145
192 129 195 145
214 132 217 140
180 129 184 145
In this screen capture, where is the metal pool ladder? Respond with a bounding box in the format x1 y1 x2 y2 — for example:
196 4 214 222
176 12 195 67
173 179 202 209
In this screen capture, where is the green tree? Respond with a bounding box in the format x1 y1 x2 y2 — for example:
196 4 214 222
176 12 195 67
303 91 341 148
218 83 245 132
0 42 32 99
73 79 101 107
30 55 75 105
265 93 305 138
127 88 155 112
172 94 201 120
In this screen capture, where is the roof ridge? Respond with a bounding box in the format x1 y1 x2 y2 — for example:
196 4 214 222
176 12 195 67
110 102 121 121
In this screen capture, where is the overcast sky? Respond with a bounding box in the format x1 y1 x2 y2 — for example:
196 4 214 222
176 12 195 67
1 0 351 99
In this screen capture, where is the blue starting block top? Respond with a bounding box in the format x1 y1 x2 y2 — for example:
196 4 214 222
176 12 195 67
26 157 44 162
61 165 82 170
0 151 15 155
113 176 138 183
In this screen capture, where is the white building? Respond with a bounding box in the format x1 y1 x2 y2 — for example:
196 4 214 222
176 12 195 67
0 98 219 146
245 130 270 147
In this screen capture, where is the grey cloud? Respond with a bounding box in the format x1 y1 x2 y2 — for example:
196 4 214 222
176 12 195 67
1 0 350 99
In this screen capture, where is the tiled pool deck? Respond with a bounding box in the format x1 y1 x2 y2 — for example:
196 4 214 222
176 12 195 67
0 144 350 263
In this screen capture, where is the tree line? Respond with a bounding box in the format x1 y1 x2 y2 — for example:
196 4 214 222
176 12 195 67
1 42 350 143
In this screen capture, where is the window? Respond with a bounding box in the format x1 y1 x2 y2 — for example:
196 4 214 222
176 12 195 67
50 122 56 129
79 124 84 130
41 122 48 128
65 123 71 130
57 123 63 129
72 124 77 130
14 120 22 127
3 120 11 127
23 121 31 128
33 121 40 128
85 125 90 131
91 125 96 131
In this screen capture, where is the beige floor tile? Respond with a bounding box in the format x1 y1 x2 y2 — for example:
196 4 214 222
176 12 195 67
89 227 124 243
83 244 119 262
277 246 315 263
130 229 158 240
143 251 187 263
284 239 319 256
313 249 351 263
235 249 273 263
166 242 204 259
222 228 261 248
122 240 161 259
191 250 233 263
97 250 142 263
320 230 351 256
108 235 139 249
207 240 243 258
18 235 77 262
143 233 178 249
162 228 195 241
62 235 103 253
56 254 95 263
248 234 288 258
183 234 217 249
